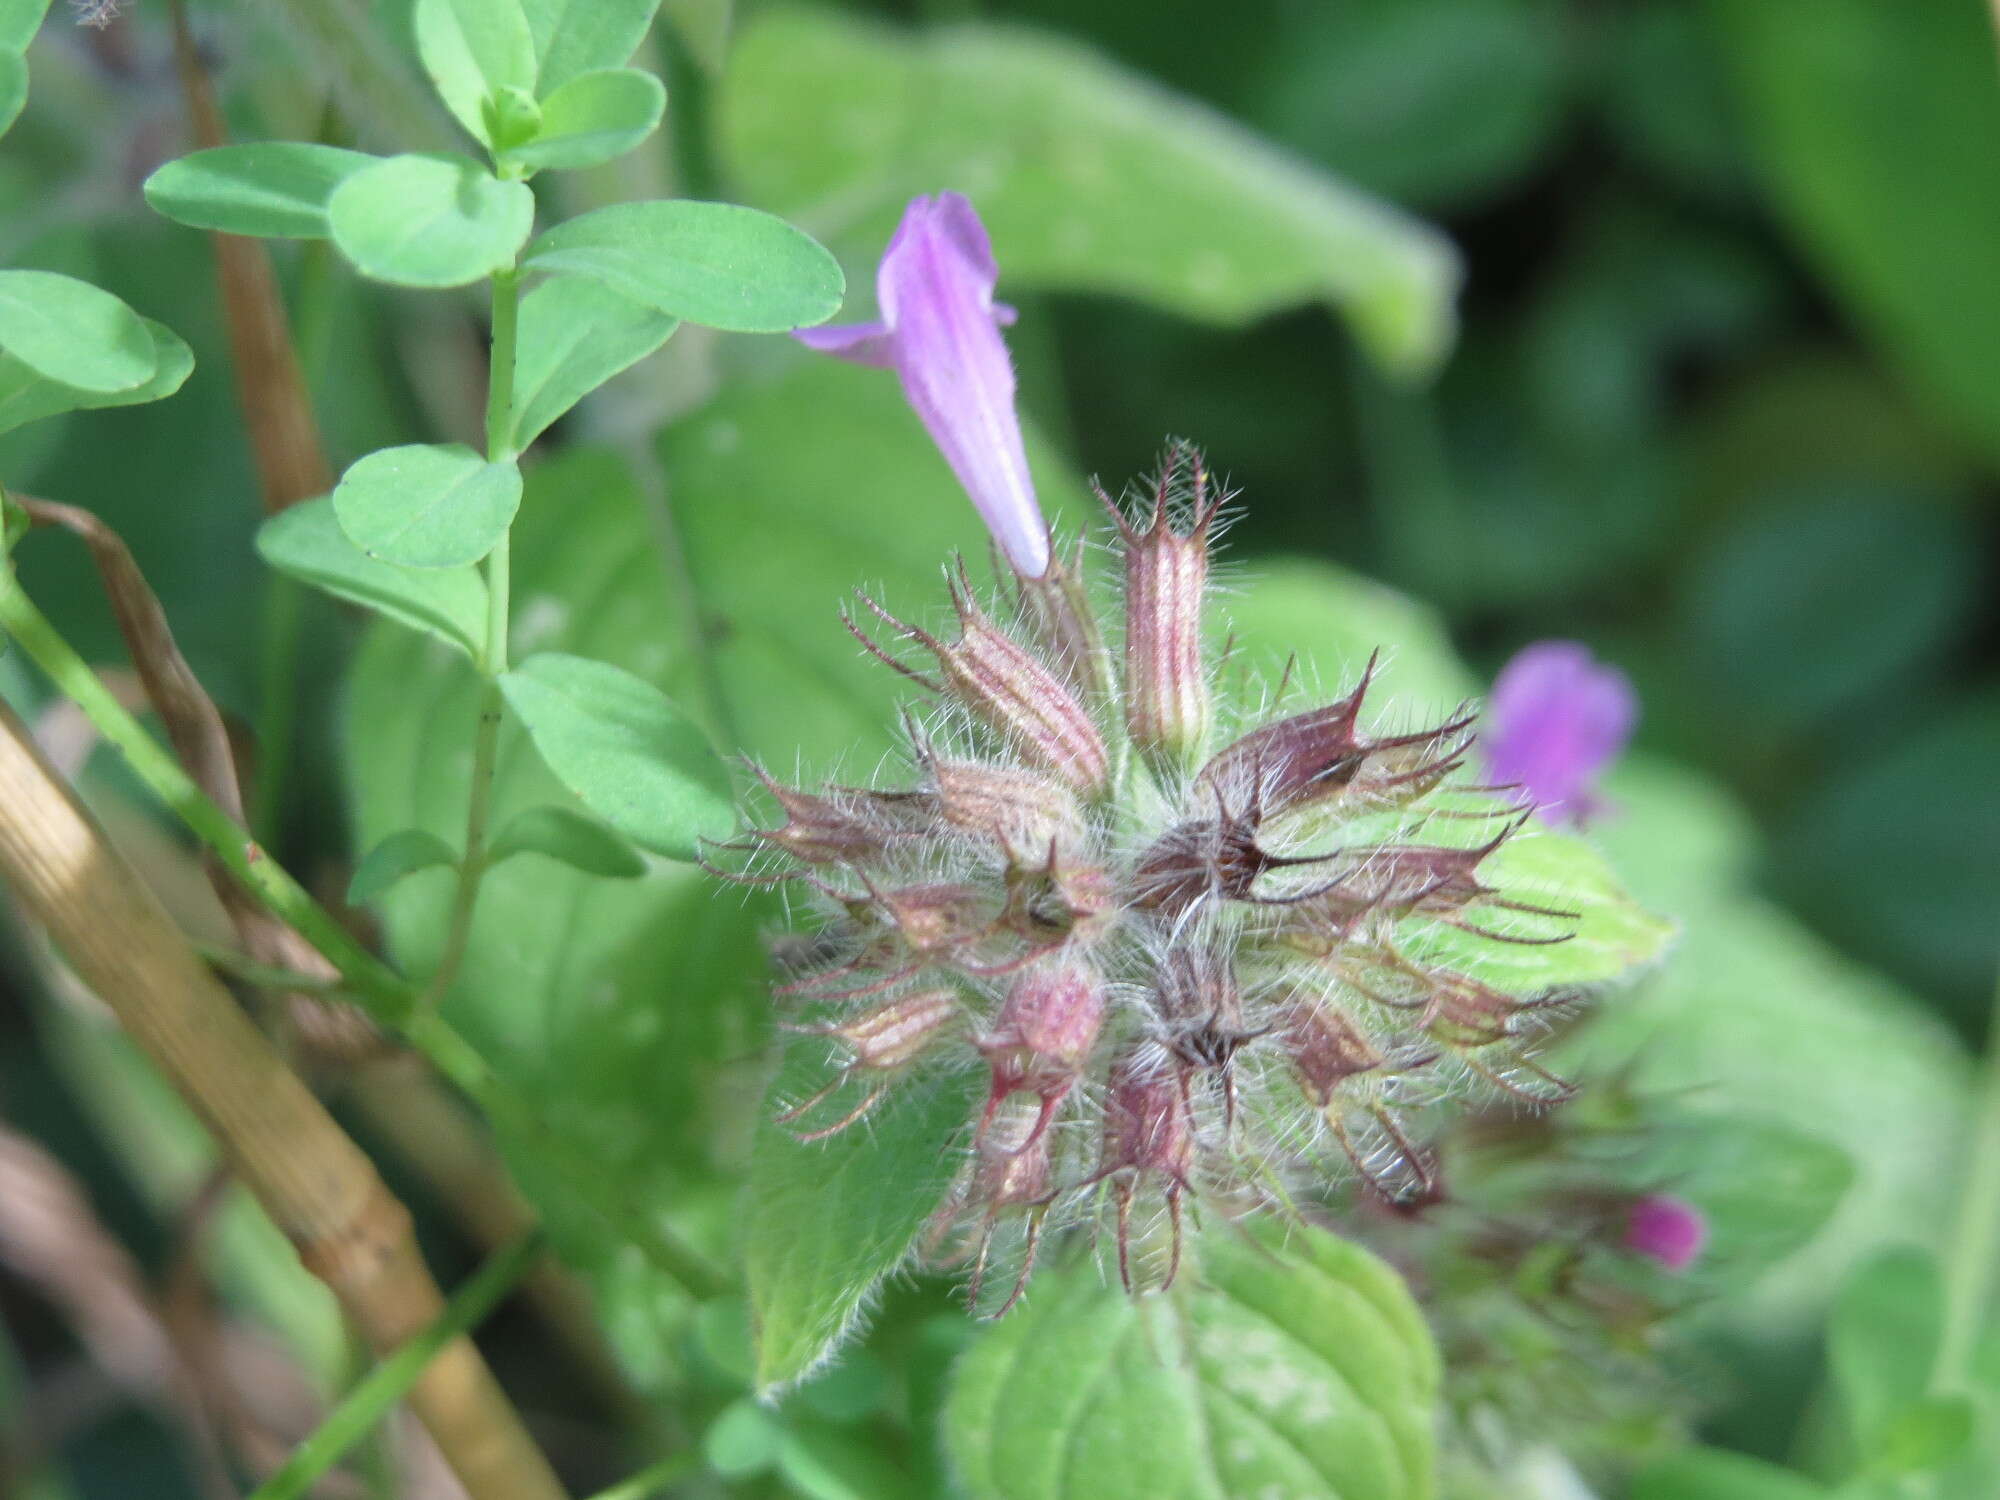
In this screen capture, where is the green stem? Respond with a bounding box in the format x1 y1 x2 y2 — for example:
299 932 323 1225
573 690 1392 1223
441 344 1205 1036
0 569 413 1023
579 1454 698 1500
250 570 306 842
244 1231 547 1500
423 269 520 1008
405 1012 729 1300
1935 962 2000 1387
193 941 349 995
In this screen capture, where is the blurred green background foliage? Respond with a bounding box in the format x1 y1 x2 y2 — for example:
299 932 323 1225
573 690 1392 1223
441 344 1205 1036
0 0 1997 1495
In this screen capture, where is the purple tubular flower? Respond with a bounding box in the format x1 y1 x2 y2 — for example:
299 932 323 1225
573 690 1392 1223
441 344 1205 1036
1622 1194 1708 1272
795 193 1050 579
1481 641 1637 825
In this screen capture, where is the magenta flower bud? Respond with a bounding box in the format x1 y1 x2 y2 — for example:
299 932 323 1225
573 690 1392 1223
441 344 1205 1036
1622 1194 1708 1272
985 961 1106 1071
795 192 1050 579
1482 641 1637 826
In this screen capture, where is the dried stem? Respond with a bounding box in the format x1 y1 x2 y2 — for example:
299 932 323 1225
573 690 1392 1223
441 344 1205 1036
0 701 568 1500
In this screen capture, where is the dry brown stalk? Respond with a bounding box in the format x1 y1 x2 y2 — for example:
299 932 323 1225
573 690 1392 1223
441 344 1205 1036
0 701 569 1500
168 0 334 515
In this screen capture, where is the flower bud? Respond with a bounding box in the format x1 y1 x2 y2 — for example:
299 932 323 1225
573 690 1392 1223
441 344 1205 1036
749 767 931 864
925 753 1084 868
985 961 1107 1071
1108 446 1218 762
1622 1194 1707 1272
1096 1049 1195 1290
827 988 960 1070
853 584 1108 794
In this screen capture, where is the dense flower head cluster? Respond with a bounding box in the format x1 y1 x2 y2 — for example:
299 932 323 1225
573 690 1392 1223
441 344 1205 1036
724 445 1595 1314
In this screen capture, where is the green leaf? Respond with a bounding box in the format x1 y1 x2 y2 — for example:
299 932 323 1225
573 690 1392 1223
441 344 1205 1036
255 496 488 660
328 154 535 289
746 1044 981 1393
348 828 459 905
719 8 1460 376
487 805 645 878
777 1419 926 1500
0 269 157 393
1829 1249 1941 1448
414 0 538 146
510 274 677 448
505 67 665 171
945 1222 1439 1500
1709 0 2000 469
0 0 50 52
1249 0 1566 210
143 144 378 239
520 0 661 95
1865 1396 1977 1479
0 317 192 435
497 652 733 861
0 49 24 139
332 443 523 569
523 200 843 332
1631 1449 1831 1500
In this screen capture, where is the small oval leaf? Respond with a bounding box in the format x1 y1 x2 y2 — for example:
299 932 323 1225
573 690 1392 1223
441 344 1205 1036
524 200 844 332
349 828 460 905
0 317 192 435
256 497 489 659
414 0 538 146
510 274 677 448
487 805 645 878
0 269 157 393
332 444 523 570
506 67 665 172
329 154 535 289
497 652 733 860
944 1222 1440 1500
144 143 378 239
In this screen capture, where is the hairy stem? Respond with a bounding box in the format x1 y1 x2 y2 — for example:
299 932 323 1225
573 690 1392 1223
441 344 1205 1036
0 703 567 1500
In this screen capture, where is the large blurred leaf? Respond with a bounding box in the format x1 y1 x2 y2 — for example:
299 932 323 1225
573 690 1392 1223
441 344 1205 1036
1250 0 1566 210
1709 0 2000 468
945 1222 1438 1500
718 6 1460 378
1677 486 1981 732
1772 691 2000 1011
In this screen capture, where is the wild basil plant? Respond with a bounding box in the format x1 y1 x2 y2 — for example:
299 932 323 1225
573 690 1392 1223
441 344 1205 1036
0 3 1701 1498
